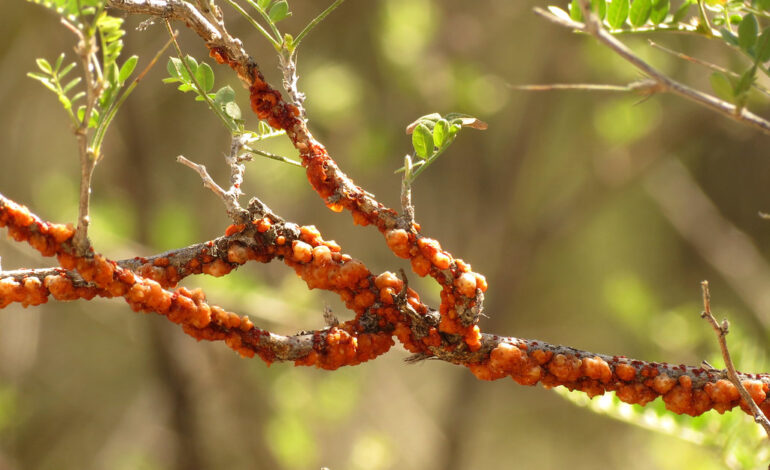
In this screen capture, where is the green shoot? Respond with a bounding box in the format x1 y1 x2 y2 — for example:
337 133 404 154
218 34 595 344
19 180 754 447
398 113 488 183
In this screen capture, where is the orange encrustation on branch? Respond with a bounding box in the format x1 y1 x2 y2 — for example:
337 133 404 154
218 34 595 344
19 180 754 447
4 0 767 423
4 192 770 418
207 45 487 352
0 194 441 368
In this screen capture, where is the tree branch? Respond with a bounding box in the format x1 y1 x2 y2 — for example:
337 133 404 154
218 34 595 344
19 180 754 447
533 6 770 135
2 193 770 420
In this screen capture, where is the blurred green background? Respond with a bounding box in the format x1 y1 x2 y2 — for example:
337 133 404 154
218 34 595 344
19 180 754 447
2 0 770 468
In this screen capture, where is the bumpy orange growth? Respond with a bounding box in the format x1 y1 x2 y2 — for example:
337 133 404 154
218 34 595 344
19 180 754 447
466 340 770 417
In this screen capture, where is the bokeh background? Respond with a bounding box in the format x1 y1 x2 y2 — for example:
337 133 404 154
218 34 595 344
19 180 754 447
2 0 770 468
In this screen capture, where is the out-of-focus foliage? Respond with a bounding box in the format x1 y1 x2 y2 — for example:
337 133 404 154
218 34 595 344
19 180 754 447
1 0 770 469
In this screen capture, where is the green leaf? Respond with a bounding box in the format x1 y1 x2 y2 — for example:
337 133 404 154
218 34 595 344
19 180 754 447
593 0 607 19
448 122 462 139
739 14 759 52
167 57 182 79
412 123 434 159
268 0 291 22
225 101 242 120
607 0 629 28
36 58 52 74
59 62 76 78
27 73 57 92
77 106 100 128
650 0 668 24
720 28 739 47
756 27 770 62
58 94 72 110
61 77 81 94
629 0 651 26
759 0 770 11
433 119 450 148
733 66 756 100
195 62 215 92
169 57 192 82
257 0 272 9
215 85 236 104
118 55 138 84
709 72 733 102
569 0 583 21
184 55 199 74
671 0 691 23
106 62 120 87
53 53 65 73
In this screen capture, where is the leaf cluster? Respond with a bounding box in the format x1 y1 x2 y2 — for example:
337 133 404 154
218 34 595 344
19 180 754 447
163 55 294 165
711 12 770 107
27 55 82 124
26 0 140 157
400 113 487 183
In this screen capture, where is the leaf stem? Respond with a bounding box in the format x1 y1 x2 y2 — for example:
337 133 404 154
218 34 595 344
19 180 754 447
224 0 280 47
293 0 346 49
243 0 283 46
409 136 457 181
244 147 303 167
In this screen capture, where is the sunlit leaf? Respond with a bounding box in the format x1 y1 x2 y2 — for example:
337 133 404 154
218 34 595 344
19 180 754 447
547 5 573 22
629 0 651 27
412 123 434 159
593 0 607 19
118 55 138 84
195 62 215 92
671 0 691 23
607 0 629 28
433 119 450 148
650 0 669 24
225 101 242 120
268 0 290 22
61 77 81 94
215 85 236 104
36 58 52 74
570 0 583 21
27 73 57 92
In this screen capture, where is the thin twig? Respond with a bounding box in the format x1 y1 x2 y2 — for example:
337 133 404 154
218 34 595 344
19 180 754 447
400 155 415 226
648 40 770 98
533 6 770 135
61 16 103 254
243 146 303 167
177 155 247 221
700 281 770 438
512 83 635 92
